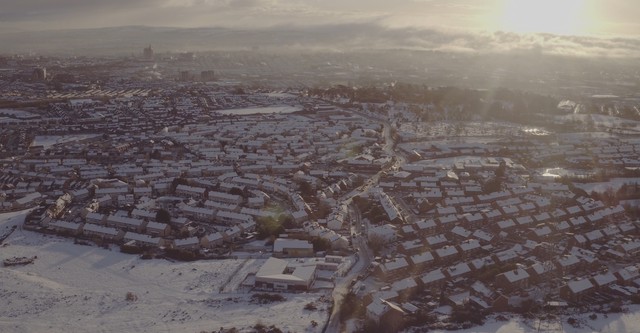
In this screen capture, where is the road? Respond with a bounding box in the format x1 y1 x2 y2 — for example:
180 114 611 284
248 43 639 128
323 109 406 333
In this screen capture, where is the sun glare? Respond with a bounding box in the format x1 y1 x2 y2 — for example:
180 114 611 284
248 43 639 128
498 0 595 35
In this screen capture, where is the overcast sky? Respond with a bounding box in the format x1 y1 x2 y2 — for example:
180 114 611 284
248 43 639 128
1 0 638 37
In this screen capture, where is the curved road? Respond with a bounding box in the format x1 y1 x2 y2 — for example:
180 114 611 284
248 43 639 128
324 109 406 333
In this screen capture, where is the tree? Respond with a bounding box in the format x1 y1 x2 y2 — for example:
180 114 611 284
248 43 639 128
312 237 332 252
256 217 285 240
368 234 386 256
156 209 171 224
298 181 314 198
495 161 507 178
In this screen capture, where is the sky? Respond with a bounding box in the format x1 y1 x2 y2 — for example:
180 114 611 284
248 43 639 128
1 0 639 37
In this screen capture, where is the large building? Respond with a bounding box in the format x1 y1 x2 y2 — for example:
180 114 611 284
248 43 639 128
254 257 316 291
142 45 154 60
32 67 46 81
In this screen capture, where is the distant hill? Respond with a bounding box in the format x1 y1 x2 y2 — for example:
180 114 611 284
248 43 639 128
0 24 423 56
2 24 639 58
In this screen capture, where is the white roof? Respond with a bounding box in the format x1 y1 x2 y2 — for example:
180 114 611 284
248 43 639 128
256 257 289 278
255 257 315 284
501 267 530 283
382 257 409 272
567 279 594 293
273 238 313 252
83 223 120 236
391 277 417 292
592 272 616 287
174 237 200 247
420 269 445 285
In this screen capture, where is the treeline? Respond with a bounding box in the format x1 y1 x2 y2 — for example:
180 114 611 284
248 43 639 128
308 84 560 123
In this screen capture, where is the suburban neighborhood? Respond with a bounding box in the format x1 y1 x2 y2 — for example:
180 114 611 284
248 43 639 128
1 50 640 333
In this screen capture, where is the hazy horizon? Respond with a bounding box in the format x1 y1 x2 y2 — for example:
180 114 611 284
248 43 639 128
2 0 639 37
2 1 640 58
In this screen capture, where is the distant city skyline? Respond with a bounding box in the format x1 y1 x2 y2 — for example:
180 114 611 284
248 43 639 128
1 0 639 38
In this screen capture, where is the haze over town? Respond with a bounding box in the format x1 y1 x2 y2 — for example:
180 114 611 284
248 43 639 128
1 1 640 333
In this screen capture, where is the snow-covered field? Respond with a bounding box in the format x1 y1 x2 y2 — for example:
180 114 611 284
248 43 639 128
0 108 38 117
0 210 327 333
574 178 640 194
31 134 102 149
398 121 545 138
216 106 301 115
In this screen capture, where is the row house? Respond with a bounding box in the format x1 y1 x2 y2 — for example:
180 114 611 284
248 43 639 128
105 215 146 233
123 231 165 247
181 205 215 221
145 221 171 237
175 184 207 198
377 257 410 281
216 210 254 225
85 212 107 225
200 232 224 248
48 220 83 235
173 236 201 250
83 223 124 241
208 190 243 205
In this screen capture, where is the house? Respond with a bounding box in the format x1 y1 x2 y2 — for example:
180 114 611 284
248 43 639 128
457 239 481 256
445 262 472 279
180 204 215 221
254 257 316 291
105 215 146 232
123 231 164 247
614 265 640 286
408 251 435 272
591 272 617 290
273 238 314 257
207 190 242 204
377 257 410 281
201 232 224 248
616 240 640 256
561 279 595 302
48 220 83 235
435 245 459 264
173 236 201 250
419 268 446 290
399 240 424 255
175 184 207 198
82 223 124 241
527 261 557 283
145 221 171 237
556 254 582 274
365 298 406 333
391 277 419 300
495 267 530 291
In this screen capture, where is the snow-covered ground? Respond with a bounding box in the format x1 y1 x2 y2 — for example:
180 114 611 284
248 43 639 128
216 106 301 115
574 177 640 194
31 134 101 149
397 121 545 138
0 108 38 117
0 210 327 333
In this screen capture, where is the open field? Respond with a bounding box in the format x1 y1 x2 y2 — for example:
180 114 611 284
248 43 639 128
0 210 327 333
